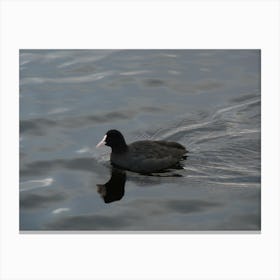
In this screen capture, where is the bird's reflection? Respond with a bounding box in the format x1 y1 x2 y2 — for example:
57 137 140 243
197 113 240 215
96 164 186 204
97 168 126 203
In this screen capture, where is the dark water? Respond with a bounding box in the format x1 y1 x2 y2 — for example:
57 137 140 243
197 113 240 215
20 50 261 231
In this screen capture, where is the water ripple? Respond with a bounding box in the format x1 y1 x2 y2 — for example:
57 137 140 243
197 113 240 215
20 178 54 192
21 71 113 85
20 110 136 135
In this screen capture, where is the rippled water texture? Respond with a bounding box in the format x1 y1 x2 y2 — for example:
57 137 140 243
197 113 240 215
20 50 261 231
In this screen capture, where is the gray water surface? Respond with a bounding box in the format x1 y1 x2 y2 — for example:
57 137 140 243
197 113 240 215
20 50 261 231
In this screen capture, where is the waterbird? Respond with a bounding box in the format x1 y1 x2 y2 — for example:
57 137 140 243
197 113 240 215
96 129 187 173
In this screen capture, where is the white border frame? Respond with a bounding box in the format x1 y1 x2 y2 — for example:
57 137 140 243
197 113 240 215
1 1 279 279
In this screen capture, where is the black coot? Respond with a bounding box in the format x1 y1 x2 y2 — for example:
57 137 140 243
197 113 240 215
96 129 188 173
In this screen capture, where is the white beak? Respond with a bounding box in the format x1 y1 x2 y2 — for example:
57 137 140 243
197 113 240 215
96 135 107 148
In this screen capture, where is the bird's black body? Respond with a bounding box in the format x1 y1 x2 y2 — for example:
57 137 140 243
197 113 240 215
97 130 187 173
